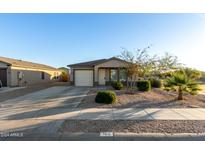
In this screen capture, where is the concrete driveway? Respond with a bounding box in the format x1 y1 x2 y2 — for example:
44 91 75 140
0 86 90 140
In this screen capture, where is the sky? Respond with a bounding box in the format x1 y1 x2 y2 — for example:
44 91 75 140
0 13 205 71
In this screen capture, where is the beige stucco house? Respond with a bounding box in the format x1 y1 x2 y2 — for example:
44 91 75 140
0 57 61 87
68 57 128 86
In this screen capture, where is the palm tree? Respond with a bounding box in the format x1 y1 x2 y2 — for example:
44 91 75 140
183 68 202 80
165 72 200 100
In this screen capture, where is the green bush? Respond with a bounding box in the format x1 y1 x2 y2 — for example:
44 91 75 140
149 78 162 88
137 80 151 91
95 90 117 104
111 81 123 90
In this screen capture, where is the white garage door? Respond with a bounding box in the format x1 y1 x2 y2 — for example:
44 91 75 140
75 70 93 86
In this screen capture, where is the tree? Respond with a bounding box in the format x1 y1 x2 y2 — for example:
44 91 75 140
119 49 139 90
164 72 200 100
135 46 158 78
158 52 180 71
119 46 158 89
119 47 184 90
154 52 182 78
134 49 181 79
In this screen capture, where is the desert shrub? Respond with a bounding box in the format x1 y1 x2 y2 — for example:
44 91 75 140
111 81 123 90
137 80 151 91
60 72 69 82
95 90 117 104
149 78 162 88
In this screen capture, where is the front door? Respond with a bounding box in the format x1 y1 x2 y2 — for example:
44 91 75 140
99 69 106 85
0 69 7 87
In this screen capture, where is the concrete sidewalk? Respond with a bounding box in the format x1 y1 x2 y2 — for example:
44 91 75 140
64 108 205 120
1 108 205 134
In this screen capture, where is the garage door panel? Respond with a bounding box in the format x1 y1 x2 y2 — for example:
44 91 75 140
75 70 93 86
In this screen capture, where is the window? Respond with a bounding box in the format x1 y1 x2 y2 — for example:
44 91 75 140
41 72 45 80
119 69 127 82
110 69 117 81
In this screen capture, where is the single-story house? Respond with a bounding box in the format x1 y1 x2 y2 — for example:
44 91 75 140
68 57 128 86
0 56 61 87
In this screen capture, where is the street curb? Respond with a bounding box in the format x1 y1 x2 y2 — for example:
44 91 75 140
3 132 205 141
59 132 205 141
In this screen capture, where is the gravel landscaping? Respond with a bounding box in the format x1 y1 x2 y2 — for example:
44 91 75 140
59 120 205 134
78 88 205 108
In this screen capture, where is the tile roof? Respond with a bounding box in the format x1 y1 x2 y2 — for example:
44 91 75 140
68 57 127 68
0 56 59 71
68 59 107 67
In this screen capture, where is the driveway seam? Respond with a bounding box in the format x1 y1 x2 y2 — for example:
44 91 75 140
170 109 188 120
111 108 115 120
143 109 154 120
75 108 82 119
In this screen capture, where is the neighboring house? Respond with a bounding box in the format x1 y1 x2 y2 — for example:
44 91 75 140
68 57 128 86
0 56 61 87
